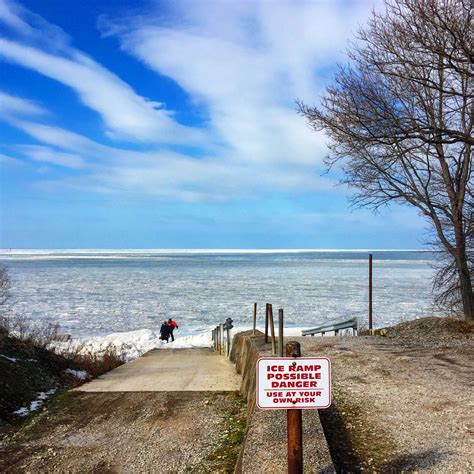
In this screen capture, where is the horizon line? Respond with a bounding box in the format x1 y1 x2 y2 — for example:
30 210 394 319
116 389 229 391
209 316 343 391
0 247 429 253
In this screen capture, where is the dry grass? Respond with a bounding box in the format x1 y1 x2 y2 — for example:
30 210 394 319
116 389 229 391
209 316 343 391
59 343 124 379
0 314 124 379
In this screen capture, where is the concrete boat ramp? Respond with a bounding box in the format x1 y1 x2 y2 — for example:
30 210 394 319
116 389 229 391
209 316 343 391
0 337 334 473
76 347 241 392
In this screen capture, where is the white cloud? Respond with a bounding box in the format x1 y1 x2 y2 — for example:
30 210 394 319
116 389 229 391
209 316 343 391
101 0 376 169
0 0 33 36
0 91 46 117
1 0 378 202
18 145 86 169
0 2 205 145
8 119 334 201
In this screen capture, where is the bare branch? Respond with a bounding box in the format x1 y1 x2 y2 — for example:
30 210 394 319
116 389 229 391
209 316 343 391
299 0 473 320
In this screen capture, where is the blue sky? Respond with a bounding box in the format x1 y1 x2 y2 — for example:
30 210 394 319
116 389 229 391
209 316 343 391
0 0 426 249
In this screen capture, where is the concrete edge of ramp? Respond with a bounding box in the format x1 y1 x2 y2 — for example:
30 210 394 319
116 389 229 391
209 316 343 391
230 331 335 473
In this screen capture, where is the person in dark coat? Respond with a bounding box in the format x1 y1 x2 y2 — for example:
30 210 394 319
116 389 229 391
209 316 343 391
167 318 178 342
160 321 171 342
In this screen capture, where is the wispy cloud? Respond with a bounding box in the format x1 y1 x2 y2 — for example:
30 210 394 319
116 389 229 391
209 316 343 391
17 145 86 169
10 119 334 201
0 0 377 202
0 91 46 117
0 0 69 44
0 1 205 145
0 152 22 166
100 0 375 167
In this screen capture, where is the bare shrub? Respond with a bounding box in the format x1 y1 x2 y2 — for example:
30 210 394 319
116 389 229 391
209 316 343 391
0 314 61 350
1 313 124 378
66 345 124 378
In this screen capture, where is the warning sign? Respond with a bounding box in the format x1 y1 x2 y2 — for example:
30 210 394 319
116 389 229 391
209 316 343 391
256 357 331 410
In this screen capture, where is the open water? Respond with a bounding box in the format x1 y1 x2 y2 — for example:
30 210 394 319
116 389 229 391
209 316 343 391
0 249 438 339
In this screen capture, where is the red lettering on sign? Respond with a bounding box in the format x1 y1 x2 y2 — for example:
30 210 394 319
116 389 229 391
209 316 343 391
267 365 284 372
288 364 322 372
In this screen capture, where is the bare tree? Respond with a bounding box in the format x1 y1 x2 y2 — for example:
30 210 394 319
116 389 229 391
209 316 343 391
298 0 473 321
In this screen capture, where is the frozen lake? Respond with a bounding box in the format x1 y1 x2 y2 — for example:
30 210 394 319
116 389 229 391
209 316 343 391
0 249 438 340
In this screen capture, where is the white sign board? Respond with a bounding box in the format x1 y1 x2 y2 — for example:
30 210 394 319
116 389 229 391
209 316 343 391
256 357 331 410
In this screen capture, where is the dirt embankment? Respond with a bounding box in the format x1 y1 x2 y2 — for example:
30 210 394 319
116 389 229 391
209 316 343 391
0 329 80 425
0 325 123 426
231 318 473 473
304 317 474 473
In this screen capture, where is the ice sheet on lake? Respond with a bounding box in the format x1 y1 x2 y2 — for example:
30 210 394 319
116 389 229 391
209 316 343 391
1 250 438 342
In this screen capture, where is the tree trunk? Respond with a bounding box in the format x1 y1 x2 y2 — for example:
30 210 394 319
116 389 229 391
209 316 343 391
455 244 474 321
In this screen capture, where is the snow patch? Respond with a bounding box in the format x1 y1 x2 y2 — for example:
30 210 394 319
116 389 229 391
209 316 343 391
64 325 316 362
64 329 213 362
65 368 90 380
13 388 56 417
0 354 17 362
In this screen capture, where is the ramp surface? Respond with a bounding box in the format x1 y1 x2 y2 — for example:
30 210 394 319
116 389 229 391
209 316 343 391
76 348 241 392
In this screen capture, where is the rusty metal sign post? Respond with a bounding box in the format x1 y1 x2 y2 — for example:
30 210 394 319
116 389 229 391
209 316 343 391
286 342 303 474
256 343 331 473
369 253 373 331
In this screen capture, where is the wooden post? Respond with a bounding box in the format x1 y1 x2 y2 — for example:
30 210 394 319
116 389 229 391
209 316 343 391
220 324 224 355
265 303 269 343
286 342 303 474
219 325 222 351
269 304 276 355
278 308 284 357
226 327 231 356
253 302 257 335
369 253 373 331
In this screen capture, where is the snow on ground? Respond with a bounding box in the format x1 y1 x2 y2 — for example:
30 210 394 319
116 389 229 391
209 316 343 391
65 368 90 380
71 328 214 362
0 354 18 362
67 325 317 363
13 388 57 417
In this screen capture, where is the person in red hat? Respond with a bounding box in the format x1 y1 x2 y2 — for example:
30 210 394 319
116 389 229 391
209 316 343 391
167 318 179 342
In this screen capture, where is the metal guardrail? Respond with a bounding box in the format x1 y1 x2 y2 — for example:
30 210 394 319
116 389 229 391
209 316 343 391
212 318 234 356
302 317 358 336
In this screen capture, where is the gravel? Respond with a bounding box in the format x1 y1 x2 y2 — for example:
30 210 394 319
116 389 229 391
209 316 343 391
296 317 473 473
0 391 244 472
